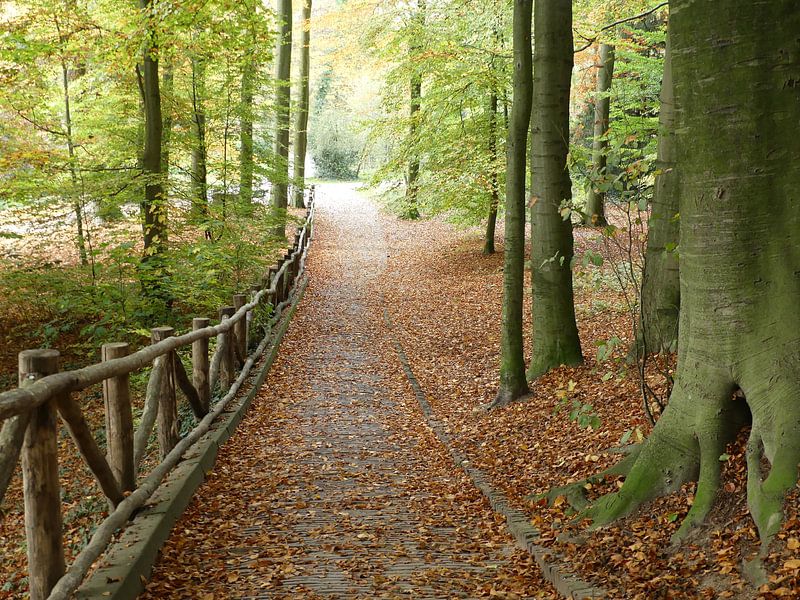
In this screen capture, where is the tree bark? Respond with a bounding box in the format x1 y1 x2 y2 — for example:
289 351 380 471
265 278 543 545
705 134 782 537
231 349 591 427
493 0 532 407
291 0 312 209
138 0 168 300
240 61 255 209
160 62 173 186
60 58 88 266
528 0 582 379
271 0 293 238
589 0 800 552
483 90 500 255
583 43 615 227
637 33 679 355
191 56 209 225
404 0 425 220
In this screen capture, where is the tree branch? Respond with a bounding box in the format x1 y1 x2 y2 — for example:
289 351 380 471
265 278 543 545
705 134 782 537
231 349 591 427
574 2 668 53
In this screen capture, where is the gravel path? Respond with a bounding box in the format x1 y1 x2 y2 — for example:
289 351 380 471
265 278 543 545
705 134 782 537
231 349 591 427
142 184 554 599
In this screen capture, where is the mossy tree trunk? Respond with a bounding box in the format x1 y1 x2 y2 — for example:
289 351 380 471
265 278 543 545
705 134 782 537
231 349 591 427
590 0 800 551
583 43 614 227
637 32 679 356
493 0 532 408
160 62 174 187
291 0 312 209
528 0 582 380
271 0 292 238
138 0 169 301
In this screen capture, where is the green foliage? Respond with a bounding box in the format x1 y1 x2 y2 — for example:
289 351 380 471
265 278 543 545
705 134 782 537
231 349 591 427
357 0 511 222
572 21 666 214
554 379 602 431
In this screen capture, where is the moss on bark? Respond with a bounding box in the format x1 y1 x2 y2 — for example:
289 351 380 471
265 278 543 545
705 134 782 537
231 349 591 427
528 0 582 380
587 0 800 555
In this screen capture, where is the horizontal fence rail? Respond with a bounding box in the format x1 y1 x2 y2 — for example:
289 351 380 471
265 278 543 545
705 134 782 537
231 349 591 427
0 186 317 600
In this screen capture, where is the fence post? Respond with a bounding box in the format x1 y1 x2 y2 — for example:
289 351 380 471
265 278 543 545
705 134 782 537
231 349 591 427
218 306 236 389
283 251 293 299
233 293 248 363
19 349 65 600
151 327 178 459
248 286 260 350
192 318 211 414
102 343 135 493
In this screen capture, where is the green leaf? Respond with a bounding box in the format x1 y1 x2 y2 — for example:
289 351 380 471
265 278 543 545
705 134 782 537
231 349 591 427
719 453 731 462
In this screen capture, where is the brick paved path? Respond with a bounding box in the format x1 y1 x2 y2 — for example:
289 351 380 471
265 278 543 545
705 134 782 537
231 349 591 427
142 184 552 599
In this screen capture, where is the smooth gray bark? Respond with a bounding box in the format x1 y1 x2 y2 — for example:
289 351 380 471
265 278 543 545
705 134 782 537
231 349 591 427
638 33 679 355
584 43 615 226
494 0 532 407
291 0 312 209
528 0 582 379
271 0 293 237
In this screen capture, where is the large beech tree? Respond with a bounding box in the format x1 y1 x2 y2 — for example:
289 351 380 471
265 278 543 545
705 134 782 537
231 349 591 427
589 0 800 553
528 0 582 380
493 0 532 408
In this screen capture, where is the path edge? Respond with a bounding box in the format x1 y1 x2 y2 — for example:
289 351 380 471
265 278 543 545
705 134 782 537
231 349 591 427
75 279 309 600
383 308 607 600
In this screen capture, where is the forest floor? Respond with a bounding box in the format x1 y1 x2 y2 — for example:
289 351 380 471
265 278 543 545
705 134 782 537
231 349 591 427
141 184 800 598
2 184 800 598
0 205 302 597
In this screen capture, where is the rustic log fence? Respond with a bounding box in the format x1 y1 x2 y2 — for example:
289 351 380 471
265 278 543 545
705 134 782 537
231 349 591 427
0 186 316 600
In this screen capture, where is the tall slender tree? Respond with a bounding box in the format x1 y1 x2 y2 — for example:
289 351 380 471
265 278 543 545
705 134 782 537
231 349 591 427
271 0 293 237
291 0 312 209
191 54 209 223
493 0 532 408
404 0 425 219
55 12 89 266
483 89 500 255
240 62 255 208
583 42 615 226
138 0 168 300
528 0 582 379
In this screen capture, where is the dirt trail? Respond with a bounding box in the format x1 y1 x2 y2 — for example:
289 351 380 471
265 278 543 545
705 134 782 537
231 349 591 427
142 184 554 599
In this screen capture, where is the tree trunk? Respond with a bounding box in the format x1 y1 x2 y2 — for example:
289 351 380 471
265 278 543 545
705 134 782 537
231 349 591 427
493 0 532 408
291 0 312 209
60 60 88 266
483 91 500 255
583 43 615 227
191 56 209 225
271 0 293 238
138 0 168 300
160 63 174 186
637 33 679 355
589 0 800 552
404 0 425 220
239 61 254 209
528 0 582 380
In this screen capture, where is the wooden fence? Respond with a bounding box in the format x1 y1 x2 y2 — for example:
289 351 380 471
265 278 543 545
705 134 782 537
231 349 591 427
0 187 316 600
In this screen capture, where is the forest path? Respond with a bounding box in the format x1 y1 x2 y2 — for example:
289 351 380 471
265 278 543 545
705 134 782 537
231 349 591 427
142 183 552 599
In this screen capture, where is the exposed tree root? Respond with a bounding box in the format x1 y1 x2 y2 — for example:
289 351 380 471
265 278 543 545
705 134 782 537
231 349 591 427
538 444 642 513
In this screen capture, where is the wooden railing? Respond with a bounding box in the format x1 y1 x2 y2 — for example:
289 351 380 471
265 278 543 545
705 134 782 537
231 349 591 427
0 186 316 600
